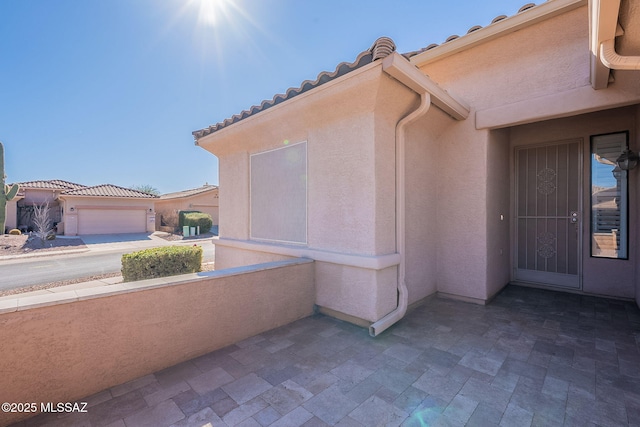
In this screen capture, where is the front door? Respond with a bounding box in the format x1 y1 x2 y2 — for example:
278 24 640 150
514 140 582 289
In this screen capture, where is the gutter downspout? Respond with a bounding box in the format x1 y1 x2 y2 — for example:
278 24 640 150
368 52 469 337
591 0 640 89
601 37 640 71
369 92 430 337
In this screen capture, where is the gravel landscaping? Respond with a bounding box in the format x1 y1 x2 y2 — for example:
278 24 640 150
0 234 86 256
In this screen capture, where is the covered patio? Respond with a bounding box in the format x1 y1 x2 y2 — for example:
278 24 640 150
13 285 640 427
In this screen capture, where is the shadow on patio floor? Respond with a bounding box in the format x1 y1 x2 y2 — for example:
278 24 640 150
12 285 640 426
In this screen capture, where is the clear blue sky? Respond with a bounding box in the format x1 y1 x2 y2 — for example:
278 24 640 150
1 0 530 194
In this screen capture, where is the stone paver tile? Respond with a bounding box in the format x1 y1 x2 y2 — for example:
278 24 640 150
345 376 382 404
382 343 423 364
110 374 157 397
466 402 503 427
187 367 235 395
85 389 113 408
393 386 428 414
349 395 408 427
169 407 223 427
260 379 313 415
212 396 239 418
499 402 533 427
155 361 203 386
222 397 268 426
404 396 446 427
458 348 508 376
541 376 569 401
303 384 359 425
123 399 185 427
144 380 191 407
89 390 148 427
253 406 281 426
442 394 479 424
330 360 373 384
223 373 273 405
369 365 419 395
459 377 512 412
103 420 126 427
172 388 228 417
412 370 464 403
270 407 315 427
236 417 262 427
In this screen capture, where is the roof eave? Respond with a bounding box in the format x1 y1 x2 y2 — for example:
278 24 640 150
410 0 587 67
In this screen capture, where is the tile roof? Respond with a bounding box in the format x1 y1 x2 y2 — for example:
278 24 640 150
62 184 158 198
401 2 538 59
192 2 540 142
192 37 397 141
14 179 86 190
159 184 218 200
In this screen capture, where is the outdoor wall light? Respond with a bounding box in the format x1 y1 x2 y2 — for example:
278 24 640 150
616 149 639 171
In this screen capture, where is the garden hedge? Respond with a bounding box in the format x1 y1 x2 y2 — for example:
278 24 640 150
180 211 213 234
121 245 203 282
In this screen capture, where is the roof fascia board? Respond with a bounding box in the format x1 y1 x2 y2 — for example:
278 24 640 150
410 0 587 67
382 52 470 120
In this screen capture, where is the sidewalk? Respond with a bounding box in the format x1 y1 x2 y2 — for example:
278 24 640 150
0 232 215 301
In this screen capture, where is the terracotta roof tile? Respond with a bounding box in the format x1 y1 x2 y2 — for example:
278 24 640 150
160 185 218 200
14 179 85 190
62 184 158 198
192 2 541 142
402 1 541 59
192 37 397 141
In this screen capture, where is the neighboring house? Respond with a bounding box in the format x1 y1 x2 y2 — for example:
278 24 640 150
155 184 219 232
6 180 157 235
192 0 640 332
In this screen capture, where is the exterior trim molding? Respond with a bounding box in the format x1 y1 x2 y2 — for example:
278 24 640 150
476 84 640 129
213 237 401 271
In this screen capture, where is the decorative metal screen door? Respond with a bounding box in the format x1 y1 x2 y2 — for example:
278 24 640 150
514 140 581 288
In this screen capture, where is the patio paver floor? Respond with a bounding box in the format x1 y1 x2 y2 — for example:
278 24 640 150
11 285 640 426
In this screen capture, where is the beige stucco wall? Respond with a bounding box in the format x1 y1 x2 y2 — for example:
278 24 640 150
155 190 219 230
4 199 18 231
0 259 314 426
410 4 640 303
199 63 419 323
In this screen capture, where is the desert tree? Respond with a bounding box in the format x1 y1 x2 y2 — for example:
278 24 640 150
32 202 54 244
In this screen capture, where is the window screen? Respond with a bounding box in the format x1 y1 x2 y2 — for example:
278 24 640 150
250 142 307 244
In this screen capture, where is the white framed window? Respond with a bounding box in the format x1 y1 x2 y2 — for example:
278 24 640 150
250 141 307 244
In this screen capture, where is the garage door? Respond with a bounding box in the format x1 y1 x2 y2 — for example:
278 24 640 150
78 209 146 235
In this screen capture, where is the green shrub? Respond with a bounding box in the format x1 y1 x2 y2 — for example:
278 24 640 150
8 229 21 235
178 210 201 229
121 245 203 282
182 212 213 234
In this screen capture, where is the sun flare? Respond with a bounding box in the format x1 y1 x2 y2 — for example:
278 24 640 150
195 0 231 27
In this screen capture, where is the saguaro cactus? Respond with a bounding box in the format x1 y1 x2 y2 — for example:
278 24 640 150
0 142 19 234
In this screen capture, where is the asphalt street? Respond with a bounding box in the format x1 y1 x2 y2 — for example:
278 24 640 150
0 242 215 292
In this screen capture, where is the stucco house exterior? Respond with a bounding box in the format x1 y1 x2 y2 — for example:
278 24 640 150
193 0 640 335
6 180 157 235
155 184 219 232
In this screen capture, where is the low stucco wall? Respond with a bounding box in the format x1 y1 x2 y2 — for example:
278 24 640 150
0 259 314 426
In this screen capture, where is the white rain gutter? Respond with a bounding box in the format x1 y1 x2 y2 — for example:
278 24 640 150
368 53 469 337
591 0 640 89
